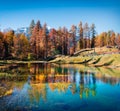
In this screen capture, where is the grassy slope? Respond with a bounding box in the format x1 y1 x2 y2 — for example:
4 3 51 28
50 47 120 69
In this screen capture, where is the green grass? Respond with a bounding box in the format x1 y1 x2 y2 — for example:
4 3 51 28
50 53 120 69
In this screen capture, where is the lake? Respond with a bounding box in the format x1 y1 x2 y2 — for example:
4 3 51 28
0 63 120 111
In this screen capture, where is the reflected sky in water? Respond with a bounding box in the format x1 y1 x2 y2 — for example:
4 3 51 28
0 63 120 111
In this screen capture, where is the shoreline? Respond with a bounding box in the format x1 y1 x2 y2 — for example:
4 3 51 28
0 60 48 64
0 53 120 69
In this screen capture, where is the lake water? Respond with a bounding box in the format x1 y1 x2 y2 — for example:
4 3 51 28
0 63 120 111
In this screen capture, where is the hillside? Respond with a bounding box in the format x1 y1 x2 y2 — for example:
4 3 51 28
50 47 120 69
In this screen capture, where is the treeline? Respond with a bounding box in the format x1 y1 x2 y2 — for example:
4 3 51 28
95 31 120 47
0 20 120 60
29 20 96 59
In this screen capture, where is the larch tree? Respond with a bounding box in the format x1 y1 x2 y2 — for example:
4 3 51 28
64 27 69 55
83 23 90 48
106 31 111 46
30 20 41 59
29 19 35 37
61 27 68 55
15 34 29 60
91 23 96 48
49 28 57 56
4 30 14 59
56 27 63 54
79 21 84 49
42 23 49 59
70 25 77 54
111 31 116 47
20 34 29 59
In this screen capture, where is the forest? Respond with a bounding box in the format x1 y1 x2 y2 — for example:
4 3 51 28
0 20 120 60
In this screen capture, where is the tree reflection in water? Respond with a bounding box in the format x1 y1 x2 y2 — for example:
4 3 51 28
0 63 120 111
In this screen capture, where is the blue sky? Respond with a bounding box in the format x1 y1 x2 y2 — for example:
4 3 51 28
0 0 120 34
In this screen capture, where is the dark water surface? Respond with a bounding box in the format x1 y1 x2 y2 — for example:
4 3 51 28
0 63 120 111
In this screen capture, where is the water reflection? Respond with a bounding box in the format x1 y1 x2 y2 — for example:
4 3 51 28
0 63 120 111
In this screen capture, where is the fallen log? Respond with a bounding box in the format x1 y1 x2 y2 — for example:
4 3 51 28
73 48 94 56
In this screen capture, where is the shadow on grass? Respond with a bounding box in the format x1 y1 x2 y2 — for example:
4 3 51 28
92 57 102 64
104 59 114 66
95 59 114 67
